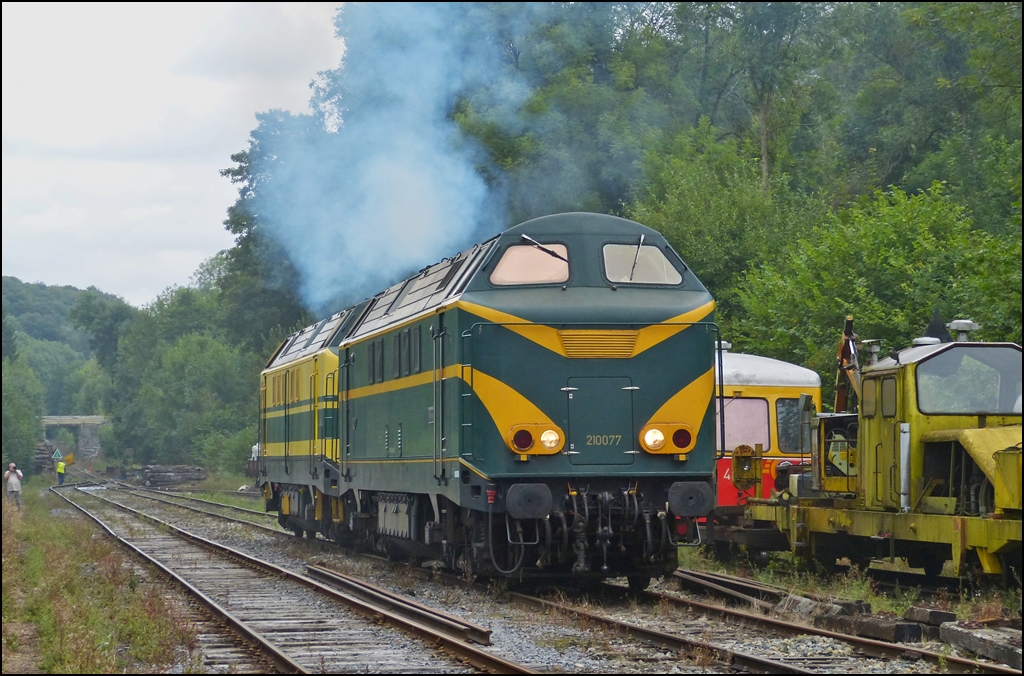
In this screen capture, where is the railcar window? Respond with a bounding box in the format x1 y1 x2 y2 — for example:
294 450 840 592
776 399 802 453
490 244 569 285
862 379 877 417
881 377 897 418
716 397 770 451
603 244 682 285
917 346 1022 414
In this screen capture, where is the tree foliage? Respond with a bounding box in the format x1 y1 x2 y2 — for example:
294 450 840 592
19 2 1022 471
2 356 44 475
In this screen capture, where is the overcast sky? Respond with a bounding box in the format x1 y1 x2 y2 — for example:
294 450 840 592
2 3 345 306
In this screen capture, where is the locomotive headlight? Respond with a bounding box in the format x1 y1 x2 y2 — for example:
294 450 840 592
644 428 666 450
540 429 560 449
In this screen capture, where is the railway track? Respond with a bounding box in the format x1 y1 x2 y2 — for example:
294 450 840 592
52 484 535 674
64 478 1020 673
624 578 1021 674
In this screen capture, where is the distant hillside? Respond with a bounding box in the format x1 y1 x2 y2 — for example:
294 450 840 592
2 276 117 358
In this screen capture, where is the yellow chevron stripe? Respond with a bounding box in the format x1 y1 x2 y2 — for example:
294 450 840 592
456 299 714 357
641 366 716 453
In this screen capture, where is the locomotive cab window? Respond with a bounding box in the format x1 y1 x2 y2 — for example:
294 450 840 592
489 243 569 285
862 378 877 417
603 244 682 285
917 345 1022 414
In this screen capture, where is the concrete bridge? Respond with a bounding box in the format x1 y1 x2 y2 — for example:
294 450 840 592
42 415 109 459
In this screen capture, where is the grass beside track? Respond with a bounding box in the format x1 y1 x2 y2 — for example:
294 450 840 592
679 547 1022 620
1 486 199 673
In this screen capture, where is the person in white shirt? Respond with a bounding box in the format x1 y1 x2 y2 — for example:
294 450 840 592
5 462 24 510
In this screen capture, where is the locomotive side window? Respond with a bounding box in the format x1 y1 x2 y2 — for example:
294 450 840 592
411 326 422 373
490 244 569 285
400 330 411 377
716 397 770 451
862 379 877 417
603 244 682 285
393 334 401 379
372 340 380 383
881 377 897 418
375 339 385 383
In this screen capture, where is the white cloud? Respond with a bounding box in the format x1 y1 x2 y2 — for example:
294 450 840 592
1 2 344 306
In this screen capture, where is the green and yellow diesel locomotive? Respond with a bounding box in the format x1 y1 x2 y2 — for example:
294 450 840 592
256 213 718 585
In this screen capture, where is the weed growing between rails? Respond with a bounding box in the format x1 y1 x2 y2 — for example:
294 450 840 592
1 490 198 673
679 546 1022 621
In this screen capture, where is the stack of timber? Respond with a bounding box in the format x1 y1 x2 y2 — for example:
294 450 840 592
33 441 57 474
142 465 207 487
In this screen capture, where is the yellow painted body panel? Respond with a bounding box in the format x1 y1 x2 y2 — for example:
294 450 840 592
715 383 822 459
748 502 1022 575
468 367 565 455
641 367 715 454
261 350 341 462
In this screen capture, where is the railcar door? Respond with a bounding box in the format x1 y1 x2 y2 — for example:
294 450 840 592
566 377 635 465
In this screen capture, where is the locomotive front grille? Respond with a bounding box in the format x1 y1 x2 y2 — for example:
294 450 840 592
558 330 638 358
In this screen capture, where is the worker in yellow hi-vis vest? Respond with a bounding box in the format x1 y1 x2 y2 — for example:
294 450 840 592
56 459 66 486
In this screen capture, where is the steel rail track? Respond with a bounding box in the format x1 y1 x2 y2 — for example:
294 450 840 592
503 589 814 674
133 485 270 516
51 485 306 674
74 473 1015 674
634 579 1021 675
121 486 283 531
53 485 536 675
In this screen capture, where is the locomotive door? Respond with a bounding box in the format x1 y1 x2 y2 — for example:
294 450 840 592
566 377 634 465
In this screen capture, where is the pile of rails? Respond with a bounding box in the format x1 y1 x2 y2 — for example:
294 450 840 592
142 465 207 487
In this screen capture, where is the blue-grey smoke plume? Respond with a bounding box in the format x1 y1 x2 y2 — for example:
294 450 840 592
247 4 530 313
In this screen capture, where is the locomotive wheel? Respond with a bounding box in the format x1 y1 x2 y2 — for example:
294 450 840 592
290 526 303 538
304 529 318 540
627 575 651 592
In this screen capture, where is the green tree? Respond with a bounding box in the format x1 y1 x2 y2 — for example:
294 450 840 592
2 356 44 475
627 119 827 318
140 334 258 468
69 290 139 370
2 306 17 362
733 184 1017 383
66 359 109 416
20 336 84 415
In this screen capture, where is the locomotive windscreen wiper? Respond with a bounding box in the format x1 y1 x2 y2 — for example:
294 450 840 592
521 234 569 263
628 234 645 281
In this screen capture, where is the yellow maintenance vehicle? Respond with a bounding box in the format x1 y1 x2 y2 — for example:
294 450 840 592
744 318 1021 581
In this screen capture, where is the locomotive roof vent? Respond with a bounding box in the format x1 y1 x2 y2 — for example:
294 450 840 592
912 336 942 346
717 340 732 352
946 319 980 342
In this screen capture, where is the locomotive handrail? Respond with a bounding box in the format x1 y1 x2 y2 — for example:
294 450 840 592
340 354 352 481
324 369 337 463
